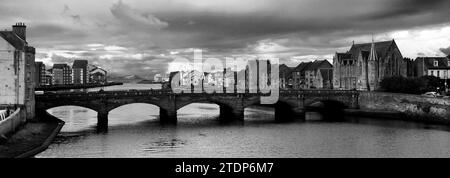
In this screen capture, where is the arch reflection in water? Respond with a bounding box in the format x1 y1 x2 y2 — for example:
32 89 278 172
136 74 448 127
48 106 97 132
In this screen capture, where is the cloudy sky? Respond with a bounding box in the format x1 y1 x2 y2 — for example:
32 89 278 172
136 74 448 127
1 0 450 78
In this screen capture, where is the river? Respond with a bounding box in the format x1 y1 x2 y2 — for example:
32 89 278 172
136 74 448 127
36 84 450 158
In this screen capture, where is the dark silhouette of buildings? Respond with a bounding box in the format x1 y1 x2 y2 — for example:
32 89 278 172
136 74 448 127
72 60 88 84
34 62 46 87
52 64 72 85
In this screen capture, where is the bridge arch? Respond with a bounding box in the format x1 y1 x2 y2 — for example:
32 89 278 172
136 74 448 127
176 99 243 122
177 103 220 119
176 100 221 111
307 99 348 109
36 103 100 114
273 100 303 122
107 103 161 125
105 102 163 113
44 105 98 132
305 99 348 121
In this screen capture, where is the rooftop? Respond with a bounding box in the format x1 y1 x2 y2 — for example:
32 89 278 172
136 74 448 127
53 63 70 69
0 31 26 50
417 57 450 69
338 40 398 60
73 60 88 69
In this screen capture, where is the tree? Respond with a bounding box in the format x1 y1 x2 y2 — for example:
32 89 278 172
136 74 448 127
380 76 427 94
420 75 444 92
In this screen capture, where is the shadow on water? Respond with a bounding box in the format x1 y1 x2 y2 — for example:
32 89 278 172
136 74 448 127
343 116 450 133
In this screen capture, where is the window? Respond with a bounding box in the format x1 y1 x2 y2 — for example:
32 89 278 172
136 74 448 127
437 71 440 78
448 61 450 67
431 70 434 76
434 60 438 67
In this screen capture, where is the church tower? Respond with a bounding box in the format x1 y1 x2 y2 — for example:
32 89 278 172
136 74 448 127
367 37 378 91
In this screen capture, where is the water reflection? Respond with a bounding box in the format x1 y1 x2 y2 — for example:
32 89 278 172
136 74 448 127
142 138 187 153
36 84 450 158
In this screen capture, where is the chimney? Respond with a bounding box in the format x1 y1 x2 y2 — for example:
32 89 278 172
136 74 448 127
12 22 26 41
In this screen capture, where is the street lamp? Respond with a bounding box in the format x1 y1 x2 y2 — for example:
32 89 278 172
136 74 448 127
445 70 448 93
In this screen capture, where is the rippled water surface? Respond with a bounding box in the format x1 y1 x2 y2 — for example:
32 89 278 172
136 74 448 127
36 84 450 158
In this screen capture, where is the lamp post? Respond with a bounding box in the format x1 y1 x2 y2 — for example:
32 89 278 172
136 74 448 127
445 70 448 93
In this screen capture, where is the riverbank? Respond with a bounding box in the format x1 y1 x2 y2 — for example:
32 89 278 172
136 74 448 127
0 113 64 158
344 108 450 126
354 92 450 124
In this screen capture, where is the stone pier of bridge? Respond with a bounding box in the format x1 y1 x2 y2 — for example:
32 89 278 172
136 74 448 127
159 107 177 124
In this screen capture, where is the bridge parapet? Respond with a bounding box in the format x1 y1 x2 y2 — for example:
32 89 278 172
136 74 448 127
36 89 358 98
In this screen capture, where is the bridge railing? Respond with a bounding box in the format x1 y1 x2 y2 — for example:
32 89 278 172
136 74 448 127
35 89 359 100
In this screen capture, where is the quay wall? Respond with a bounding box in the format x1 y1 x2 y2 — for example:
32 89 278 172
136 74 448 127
0 107 27 136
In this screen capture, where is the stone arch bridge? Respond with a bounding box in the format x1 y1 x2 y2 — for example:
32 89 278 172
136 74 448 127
35 90 359 129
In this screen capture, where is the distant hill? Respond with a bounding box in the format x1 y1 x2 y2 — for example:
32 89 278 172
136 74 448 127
137 79 167 84
137 79 154 84
108 74 146 83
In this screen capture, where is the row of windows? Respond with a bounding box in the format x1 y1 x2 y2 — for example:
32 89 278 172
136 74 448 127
429 70 450 79
433 60 450 67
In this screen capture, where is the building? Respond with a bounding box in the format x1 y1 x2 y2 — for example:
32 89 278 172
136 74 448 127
279 64 293 89
169 60 277 93
86 64 96 83
34 61 46 87
52 64 72 85
333 39 406 91
154 74 162 82
44 70 53 85
404 58 415 77
304 60 333 89
89 67 107 84
291 62 311 89
0 22 36 119
72 60 88 84
414 57 450 79
170 70 205 92
162 73 170 82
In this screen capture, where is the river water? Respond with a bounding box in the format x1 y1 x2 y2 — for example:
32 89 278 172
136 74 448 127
36 84 450 158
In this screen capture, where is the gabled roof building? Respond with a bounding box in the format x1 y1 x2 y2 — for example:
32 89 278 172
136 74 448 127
414 57 450 79
332 39 406 91
0 23 36 119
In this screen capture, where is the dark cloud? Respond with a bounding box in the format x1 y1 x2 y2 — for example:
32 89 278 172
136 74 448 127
440 46 450 55
152 0 450 51
27 23 88 46
361 0 448 20
6 0 450 76
110 1 168 30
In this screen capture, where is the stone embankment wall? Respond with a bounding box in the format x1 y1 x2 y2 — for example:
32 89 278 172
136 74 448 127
0 108 27 136
358 92 450 123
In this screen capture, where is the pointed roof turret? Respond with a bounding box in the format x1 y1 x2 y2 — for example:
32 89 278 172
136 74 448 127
369 36 378 61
